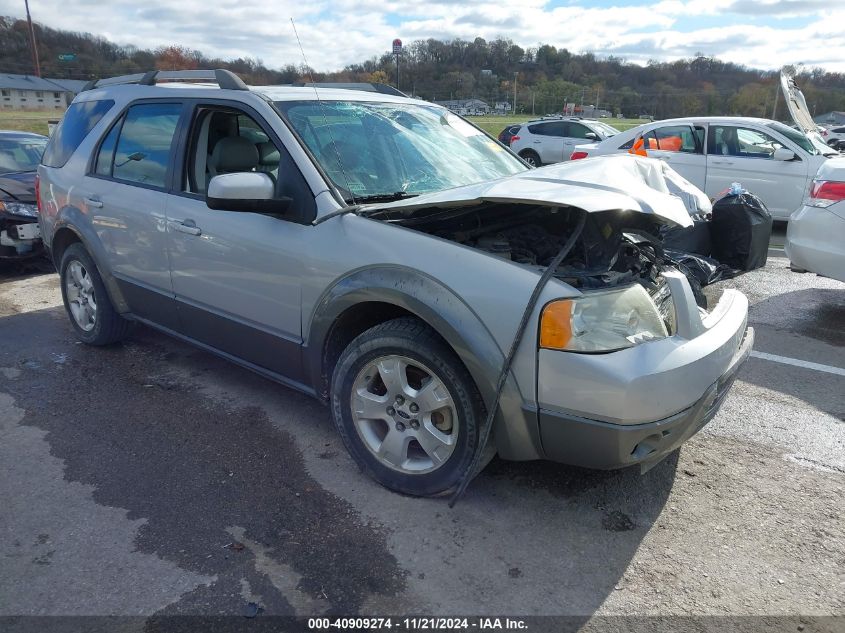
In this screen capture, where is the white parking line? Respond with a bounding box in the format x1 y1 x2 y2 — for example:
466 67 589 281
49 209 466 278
750 351 845 377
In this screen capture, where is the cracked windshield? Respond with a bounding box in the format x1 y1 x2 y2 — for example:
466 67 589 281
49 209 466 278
277 100 525 202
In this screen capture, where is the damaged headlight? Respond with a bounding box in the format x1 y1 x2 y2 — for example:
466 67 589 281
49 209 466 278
0 201 38 218
540 284 668 352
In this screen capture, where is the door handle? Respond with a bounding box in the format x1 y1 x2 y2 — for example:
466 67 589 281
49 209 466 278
84 197 103 208
711 159 734 165
168 219 202 236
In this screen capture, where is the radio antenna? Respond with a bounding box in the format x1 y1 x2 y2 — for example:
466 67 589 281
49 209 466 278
290 17 357 206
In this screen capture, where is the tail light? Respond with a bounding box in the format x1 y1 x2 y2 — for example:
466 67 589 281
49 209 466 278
807 179 845 208
509 135 520 145
570 151 589 160
35 173 41 213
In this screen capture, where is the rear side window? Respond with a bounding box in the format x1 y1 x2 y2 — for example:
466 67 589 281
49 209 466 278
42 99 114 168
650 125 702 154
97 103 181 188
528 122 566 137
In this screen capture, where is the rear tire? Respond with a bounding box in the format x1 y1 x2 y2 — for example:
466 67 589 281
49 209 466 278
519 150 541 167
60 243 132 345
330 317 484 497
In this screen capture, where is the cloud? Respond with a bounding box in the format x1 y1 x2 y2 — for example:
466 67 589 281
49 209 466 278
1 0 842 72
726 0 832 16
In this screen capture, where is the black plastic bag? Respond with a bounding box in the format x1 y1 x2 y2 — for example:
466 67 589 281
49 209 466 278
661 218 712 256
710 192 772 271
664 248 736 287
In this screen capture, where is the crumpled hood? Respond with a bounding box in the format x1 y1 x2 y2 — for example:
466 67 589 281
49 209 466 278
364 155 705 227
0 171 36 202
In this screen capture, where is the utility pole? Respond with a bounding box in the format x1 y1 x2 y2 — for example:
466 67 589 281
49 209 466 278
513 72 518 115
24 0 41 77
531 90 535 115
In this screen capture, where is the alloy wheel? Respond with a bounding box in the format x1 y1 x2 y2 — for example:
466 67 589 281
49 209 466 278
65 260 97 332
350 355 459 474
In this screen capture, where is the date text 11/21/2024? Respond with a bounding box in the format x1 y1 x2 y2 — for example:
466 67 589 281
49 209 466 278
307 617 528 630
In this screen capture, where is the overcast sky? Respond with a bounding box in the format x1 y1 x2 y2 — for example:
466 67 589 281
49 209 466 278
6 0 845 73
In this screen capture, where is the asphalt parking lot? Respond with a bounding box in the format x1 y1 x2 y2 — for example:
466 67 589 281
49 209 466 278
1 240 843 628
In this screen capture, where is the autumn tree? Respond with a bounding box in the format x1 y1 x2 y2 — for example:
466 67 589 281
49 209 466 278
154 45 201 71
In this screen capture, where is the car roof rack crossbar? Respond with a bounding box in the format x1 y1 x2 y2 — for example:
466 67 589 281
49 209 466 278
81 69 248 92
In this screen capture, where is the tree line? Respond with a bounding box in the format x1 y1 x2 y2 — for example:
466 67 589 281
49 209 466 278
1 16 843 120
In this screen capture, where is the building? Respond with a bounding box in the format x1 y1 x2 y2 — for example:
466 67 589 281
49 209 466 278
433 98 490 115
562 103 613 118
0 74 87 110
814 111 845 127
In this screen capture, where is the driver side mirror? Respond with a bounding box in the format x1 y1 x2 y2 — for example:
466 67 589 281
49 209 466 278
206 172 291 214
773 147 796 161
584 132 599 141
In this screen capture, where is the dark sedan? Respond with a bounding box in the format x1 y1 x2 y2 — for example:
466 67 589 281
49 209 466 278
0 130 47 260
497 124 521 146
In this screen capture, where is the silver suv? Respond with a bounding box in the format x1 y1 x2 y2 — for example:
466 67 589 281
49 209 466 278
509 117 620 166
37 70 753 497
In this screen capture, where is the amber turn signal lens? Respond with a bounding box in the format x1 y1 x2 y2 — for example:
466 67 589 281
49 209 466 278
540 300 573 350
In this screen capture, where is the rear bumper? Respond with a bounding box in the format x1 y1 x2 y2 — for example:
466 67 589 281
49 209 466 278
785 205 845 283
539 326 753 470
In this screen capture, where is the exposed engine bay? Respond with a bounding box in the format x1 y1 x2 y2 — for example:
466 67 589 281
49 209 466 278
388 203 669 286
380 202 707 332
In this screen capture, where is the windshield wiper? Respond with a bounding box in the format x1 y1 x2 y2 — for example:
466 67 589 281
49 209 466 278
348 192 419 204
313 192 420 226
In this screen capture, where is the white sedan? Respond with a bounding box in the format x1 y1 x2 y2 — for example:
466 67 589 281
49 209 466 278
785 158 845 283
571 116 839 220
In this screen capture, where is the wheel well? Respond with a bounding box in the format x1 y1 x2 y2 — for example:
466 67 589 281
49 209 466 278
51 228 81 267
319 302 411 399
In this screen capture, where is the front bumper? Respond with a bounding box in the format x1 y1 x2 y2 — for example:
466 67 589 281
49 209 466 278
0 217 43 259
539 325 753 470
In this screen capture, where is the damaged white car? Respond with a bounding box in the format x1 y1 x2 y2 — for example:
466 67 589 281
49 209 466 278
37 72 753 497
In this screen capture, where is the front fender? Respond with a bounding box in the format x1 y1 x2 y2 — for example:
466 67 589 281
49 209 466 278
304 265 544 460
51 205 130 314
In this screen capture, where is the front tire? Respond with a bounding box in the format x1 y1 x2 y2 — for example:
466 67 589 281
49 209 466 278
330 317 483 496
60 243 132 345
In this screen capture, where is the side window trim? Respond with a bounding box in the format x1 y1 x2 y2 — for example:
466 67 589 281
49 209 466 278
89 111 127 178
86 98 187 192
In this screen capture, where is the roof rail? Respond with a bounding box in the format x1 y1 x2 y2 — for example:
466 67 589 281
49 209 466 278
81 69 248 92
296 82 408 97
